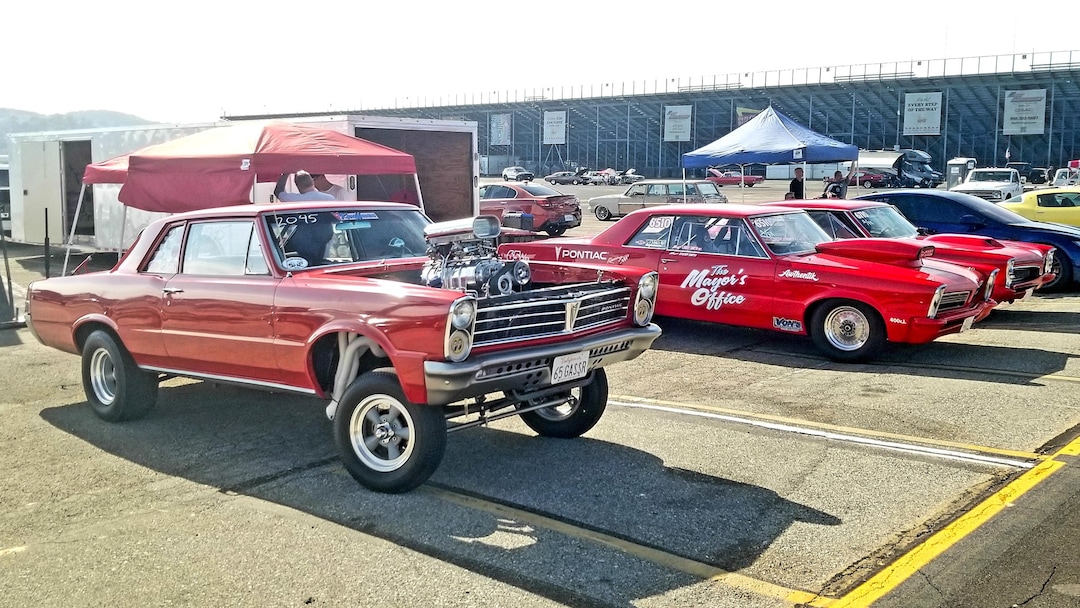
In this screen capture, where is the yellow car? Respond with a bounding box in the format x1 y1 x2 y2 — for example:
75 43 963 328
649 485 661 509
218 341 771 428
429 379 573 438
999 188 1080 227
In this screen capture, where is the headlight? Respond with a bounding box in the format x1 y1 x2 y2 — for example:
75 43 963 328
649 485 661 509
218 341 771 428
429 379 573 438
638 272 659 300
1044 249 1056 274
450 297 476 330
984 269 999 301
927 285 946 318
1004 259 1015 288
446 330 472 362
631 271 658 327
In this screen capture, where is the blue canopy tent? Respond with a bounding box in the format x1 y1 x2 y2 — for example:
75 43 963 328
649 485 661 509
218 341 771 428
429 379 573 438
682 106 859 200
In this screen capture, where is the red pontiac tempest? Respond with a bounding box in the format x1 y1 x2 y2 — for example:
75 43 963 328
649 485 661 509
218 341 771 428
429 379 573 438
706 168 765 187
499 204 994 362
25 202 662 493
761 199 1056 304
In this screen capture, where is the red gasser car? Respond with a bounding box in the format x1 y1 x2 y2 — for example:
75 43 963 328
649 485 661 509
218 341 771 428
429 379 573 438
500 204 995 362
25 202 661 493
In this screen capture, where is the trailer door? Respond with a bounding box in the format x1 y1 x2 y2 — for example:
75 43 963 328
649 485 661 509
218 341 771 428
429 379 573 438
18 140 64 244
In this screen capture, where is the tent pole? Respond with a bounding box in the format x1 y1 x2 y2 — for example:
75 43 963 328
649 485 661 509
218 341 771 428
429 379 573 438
739 164 746 203
412 174 425 214
62 183 87 277
681 168 687 203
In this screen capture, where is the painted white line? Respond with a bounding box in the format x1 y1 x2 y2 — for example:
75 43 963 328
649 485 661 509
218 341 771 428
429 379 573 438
610 400 1035 469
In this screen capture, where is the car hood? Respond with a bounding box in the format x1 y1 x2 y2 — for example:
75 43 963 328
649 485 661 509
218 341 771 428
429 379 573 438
952 181 1011 190
1012 220 1080 238
814 238 935 267
921 234 1044 264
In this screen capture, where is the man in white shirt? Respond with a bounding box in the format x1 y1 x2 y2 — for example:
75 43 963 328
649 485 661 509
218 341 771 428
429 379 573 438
275 171 335 202
311 174 349 200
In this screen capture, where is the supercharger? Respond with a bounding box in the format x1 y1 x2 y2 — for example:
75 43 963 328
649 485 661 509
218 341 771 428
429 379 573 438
420 216 531 298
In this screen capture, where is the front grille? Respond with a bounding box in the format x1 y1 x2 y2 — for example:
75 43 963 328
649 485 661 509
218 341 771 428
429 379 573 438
938 290 972 312
965 190 1002 200
474 283 630 346
1009 265 1042 287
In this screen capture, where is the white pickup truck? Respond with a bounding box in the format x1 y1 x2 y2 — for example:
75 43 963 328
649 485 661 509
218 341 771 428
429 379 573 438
949 168 1023 202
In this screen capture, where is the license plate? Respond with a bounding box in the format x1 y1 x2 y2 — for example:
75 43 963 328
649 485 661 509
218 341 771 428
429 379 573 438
550 350 590 385
564 214 576 222
960 316 974 332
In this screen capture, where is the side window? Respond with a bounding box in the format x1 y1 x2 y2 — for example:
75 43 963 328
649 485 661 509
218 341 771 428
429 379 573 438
685 184 699 196
143 225 184 274
626 215 674 249
646 184 667 197
182 221 265 276
627 184 647 196
708 218 768 258
668 183 686 196
479 185 492 199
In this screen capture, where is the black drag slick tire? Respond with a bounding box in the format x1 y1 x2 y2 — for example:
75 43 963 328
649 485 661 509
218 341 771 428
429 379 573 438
334 371 446 493
81 330 158 422
519 368 608 438
809 300 885 362
546 226 568 237
594 206 612 221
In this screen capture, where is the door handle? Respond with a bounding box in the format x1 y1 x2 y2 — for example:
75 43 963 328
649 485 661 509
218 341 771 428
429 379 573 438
162 288 184 294
660 258 677 264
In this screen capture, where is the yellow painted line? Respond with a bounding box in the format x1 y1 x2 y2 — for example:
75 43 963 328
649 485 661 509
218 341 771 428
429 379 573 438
611 395 1044 462
422 485 835 607
0 546 27 557
829 434 1080 607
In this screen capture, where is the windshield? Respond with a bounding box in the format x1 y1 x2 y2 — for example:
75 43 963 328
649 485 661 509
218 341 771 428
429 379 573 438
265 208 431 269
749 212 832 255
968 171 1014 182
851 206 919 238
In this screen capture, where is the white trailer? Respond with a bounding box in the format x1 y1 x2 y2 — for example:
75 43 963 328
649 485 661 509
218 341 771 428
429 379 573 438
5 115 479 251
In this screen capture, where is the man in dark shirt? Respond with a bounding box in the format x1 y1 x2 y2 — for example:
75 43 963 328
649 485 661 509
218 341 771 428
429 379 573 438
788 167 805 199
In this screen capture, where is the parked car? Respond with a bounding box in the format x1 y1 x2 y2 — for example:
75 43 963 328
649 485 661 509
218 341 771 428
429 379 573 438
544 171 583 185
763 198 1056 303
706 168 765 187
500 204 992 362
479 182 582 236
1027 168 1051 185
589 180 728 221
1051 167 1080 187
24 202 661 493
855 189 1080 291
820 170 892 189
999 188 1080 228
948 168 1023 202
619 169 646 184
579 171 609 185
501 166 534 182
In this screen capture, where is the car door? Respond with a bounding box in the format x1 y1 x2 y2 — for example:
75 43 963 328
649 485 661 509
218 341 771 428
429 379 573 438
633 215 777 329
159 219 281 383
618 183 650 216
1034 192 1080 224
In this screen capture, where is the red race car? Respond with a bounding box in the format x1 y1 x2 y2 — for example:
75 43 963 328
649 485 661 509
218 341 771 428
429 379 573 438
706 168 765 187
500 204 994 362
762 199 1056 304
25 202 661 493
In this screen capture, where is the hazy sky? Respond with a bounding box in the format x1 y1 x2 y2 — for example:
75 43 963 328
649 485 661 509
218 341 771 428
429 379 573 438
7 0 1077 124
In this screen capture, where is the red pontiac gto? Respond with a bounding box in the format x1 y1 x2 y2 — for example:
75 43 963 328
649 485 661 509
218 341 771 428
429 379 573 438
499 204 994 362
706 168 765 187
25 202 662 493
762 199 1056 304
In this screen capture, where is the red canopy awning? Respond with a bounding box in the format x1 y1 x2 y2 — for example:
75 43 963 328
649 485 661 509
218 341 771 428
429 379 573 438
83 121 418 213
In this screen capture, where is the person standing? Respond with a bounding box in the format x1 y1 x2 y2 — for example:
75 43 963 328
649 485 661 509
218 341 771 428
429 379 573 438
824 163 858 199
311 174 349 199
788 167 805 199
275 171 335 202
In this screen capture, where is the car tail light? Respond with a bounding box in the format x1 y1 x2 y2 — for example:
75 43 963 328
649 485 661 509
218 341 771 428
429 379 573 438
536 199 553 208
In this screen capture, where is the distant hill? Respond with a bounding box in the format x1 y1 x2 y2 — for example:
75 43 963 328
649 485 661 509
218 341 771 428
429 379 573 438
0 109 156 156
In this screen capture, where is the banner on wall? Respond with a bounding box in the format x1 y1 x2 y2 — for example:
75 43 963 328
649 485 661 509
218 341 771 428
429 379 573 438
902 92 942 136
1003 89 1047 135
663 105 693 142
735 106 762 126
490 114 511 146
543 111 566 145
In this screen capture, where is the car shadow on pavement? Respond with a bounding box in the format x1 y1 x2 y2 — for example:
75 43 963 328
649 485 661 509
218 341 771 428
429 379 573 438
39 380 841 606
649 316 1073 385
978 308 1080 335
